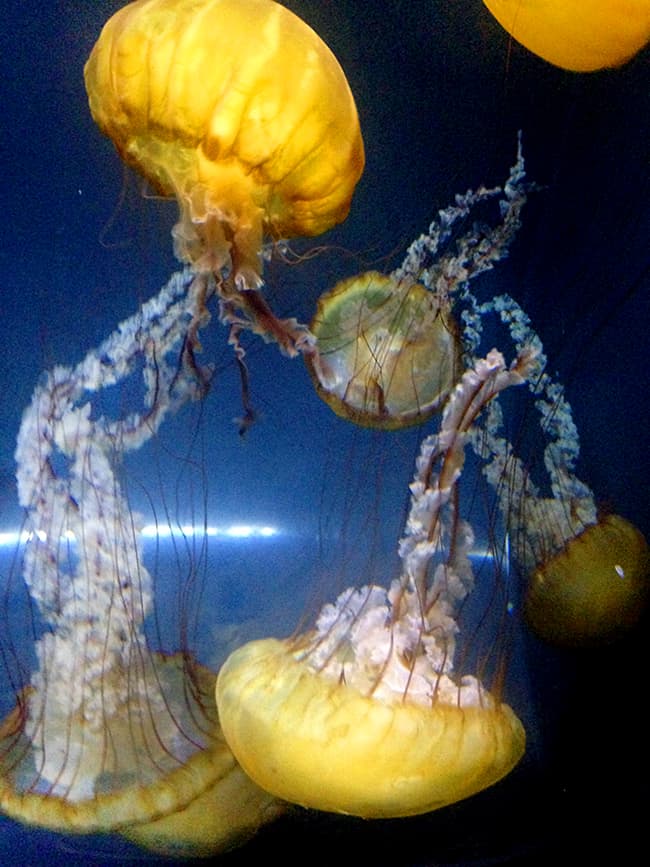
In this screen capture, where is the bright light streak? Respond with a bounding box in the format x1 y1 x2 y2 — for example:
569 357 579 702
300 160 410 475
0 523 280 548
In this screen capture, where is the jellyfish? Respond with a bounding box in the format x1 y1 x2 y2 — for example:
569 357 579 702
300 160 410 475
305 140 530 429
1 0 365 843
0 270 284 856
463 291 650 646
482 0 650 71
84 0 365 362
1 0 364 854
216 347 531 817
351 140 649 647
215 137 649 817
308 134 649 647
304 271 461 429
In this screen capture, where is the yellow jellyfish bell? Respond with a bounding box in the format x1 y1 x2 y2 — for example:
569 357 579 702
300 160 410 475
483 0 650 71
524 514 650 647
216 350 532 818
84 0 365 286
305 271 461 429
216 638 525 818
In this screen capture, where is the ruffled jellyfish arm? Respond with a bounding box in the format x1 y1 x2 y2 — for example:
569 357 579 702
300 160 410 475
84 0 365 360
392 133 530 299
0 270 283 855
306 135 532 429
216 349 533 818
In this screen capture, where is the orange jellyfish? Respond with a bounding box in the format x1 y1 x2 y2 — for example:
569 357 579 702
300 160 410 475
216 347 531 817
482 0 650 71
0 272 284 857
524 515 650 646
1 0 365 853
214 148 538 817
84 0 365 359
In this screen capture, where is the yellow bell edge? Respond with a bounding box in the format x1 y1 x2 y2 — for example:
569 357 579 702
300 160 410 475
216 638 526 818
525 514 650 647
483 0 650 71
305 271 461 430
0 656 284 858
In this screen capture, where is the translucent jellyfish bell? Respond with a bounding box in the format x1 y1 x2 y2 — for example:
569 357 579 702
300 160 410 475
305 138 531 430
305 271 461 429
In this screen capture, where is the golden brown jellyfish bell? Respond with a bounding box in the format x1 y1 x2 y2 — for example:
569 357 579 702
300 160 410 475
524 514 650 647
216 637 525 818
482 0 650 72
305 271 462 429
84 0 365 289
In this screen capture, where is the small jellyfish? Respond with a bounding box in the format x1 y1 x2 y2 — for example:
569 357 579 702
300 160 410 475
467 292 650 647
306 138 531 429
305 271 461 429
524 514 650 647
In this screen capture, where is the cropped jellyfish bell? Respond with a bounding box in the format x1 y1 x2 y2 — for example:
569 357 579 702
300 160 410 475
482 0 650 71
84 0 365 358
